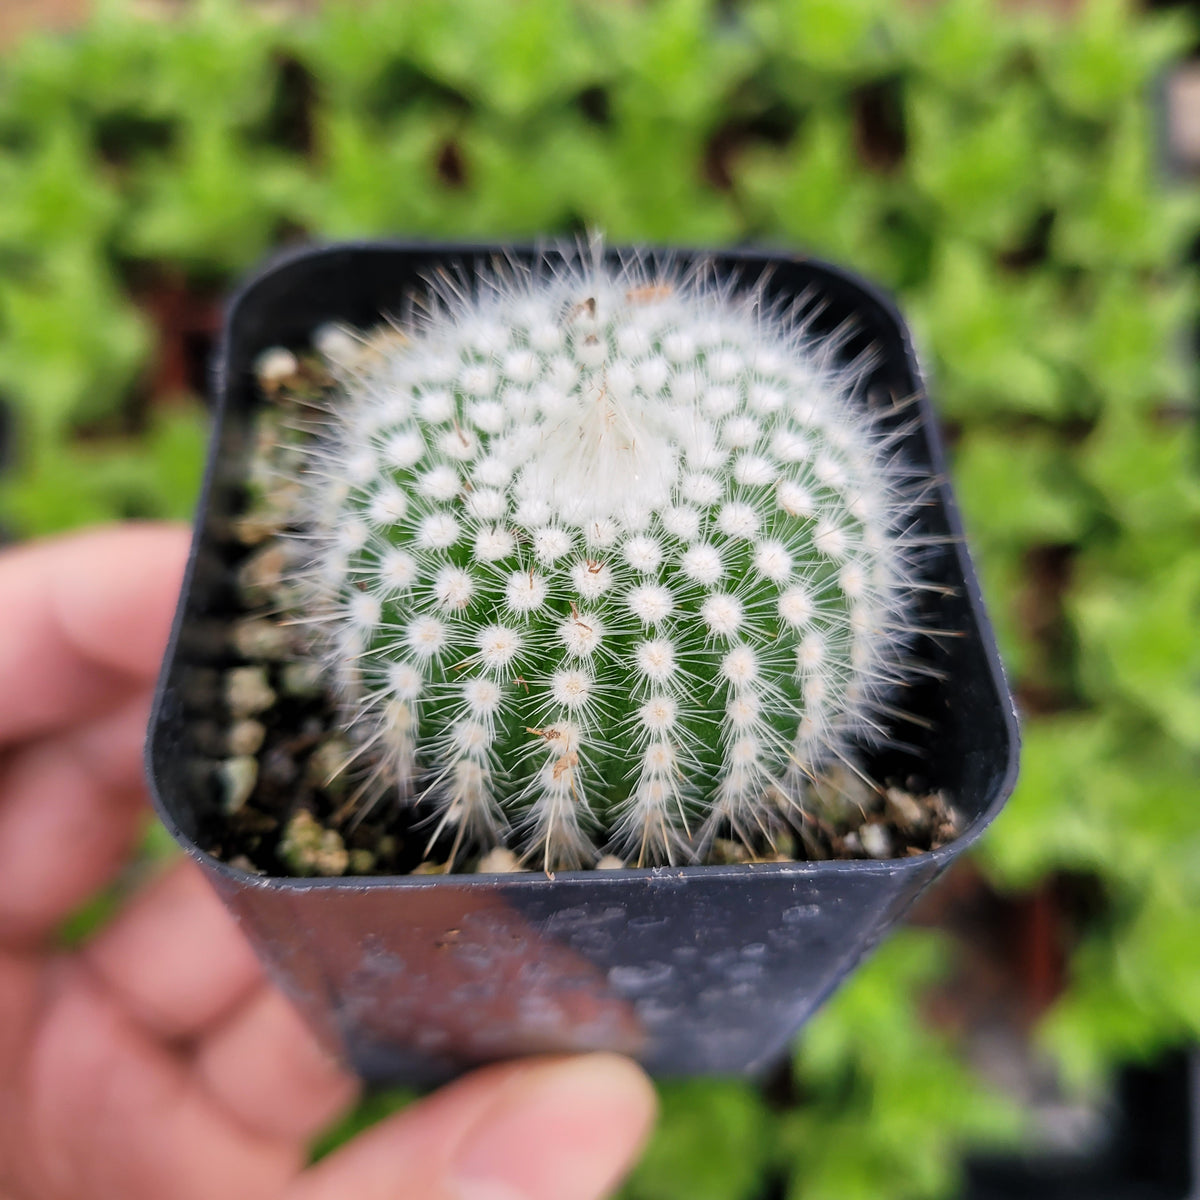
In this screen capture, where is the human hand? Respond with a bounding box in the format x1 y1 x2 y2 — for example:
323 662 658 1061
0 524 656 1200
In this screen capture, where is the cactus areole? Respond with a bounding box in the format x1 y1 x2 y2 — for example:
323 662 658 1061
295 248 930 871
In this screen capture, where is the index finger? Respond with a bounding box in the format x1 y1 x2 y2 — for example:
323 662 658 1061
0 523 190 747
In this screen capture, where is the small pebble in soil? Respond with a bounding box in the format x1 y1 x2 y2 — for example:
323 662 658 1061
219 757 259 815
313 323 362 370
411 860 449 875
885 785 926 835
280 660 325 698
306 737 353 797
859 822 892 859
254 347 300 393
808 766 876 823
710 833 799 865
477 847 525 874
231 511 286 547
232 617 294 661
279 810 350 877
236 542 292 606
225 666 276 718
348 848 377 874
228 718 266 758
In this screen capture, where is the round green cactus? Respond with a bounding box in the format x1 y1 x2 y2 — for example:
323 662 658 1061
293 253 925 870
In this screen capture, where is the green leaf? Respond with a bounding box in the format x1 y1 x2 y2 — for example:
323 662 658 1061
300 106 452 239
1041 866 1200 1092
0 402 208 536
0 249 150 446
748 0 897 87
593 0 757 127
308 1088 416 1161
440 118 588 237
784 933 1022 1200
736 108 897 278
100 0 278 130
907 82 1048 248
1071 557 1200 750
899 0 1029 92
1038 944 1174 1095
529 113 739 244
621 1081 774 1200
978 715 1121 888
403 0 599 122
0 124 121 252
1065 273 1194 413
952 428 1091 550
57 820 182 947
290 2 419 111
1051 111 1200 271
1078 409 1200 571
966 544 1036 682
1114 881 1200 1033
1035 0 1194 119
122 118 306 274
908 241 1065 419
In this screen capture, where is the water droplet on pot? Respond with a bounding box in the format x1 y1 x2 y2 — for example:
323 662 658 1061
608 961 674 991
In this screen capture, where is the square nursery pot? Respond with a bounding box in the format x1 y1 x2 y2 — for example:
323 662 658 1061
146 241 1019 1087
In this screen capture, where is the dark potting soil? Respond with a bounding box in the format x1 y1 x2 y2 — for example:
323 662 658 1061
196 348 962 879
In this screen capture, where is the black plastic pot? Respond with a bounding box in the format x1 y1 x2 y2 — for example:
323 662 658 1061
964 1049 1199 1199
145 241 1019 1087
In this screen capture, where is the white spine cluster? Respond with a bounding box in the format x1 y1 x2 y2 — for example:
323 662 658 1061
293 251 926 870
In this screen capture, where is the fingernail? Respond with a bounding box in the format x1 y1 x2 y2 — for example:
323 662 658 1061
451 1054 657 1200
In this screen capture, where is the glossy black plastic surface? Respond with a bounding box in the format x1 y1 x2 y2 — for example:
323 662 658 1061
146 242 1019 1085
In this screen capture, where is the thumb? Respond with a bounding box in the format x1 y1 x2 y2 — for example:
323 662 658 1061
288 1054 657 1200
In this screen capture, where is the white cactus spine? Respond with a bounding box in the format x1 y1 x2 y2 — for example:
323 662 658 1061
293 251 927 870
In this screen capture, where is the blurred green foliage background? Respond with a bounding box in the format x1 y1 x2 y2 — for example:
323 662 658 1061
1 0 1198 1195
